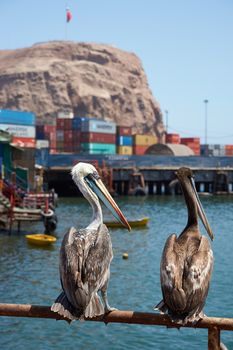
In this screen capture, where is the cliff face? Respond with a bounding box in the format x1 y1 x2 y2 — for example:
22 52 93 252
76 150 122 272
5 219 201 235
0 41 164 140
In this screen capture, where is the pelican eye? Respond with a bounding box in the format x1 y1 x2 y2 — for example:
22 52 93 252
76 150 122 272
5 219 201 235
92 171 100 180
85 172 100 183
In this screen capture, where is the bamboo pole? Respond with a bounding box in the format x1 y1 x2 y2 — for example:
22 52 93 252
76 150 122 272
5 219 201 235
0 303 233 332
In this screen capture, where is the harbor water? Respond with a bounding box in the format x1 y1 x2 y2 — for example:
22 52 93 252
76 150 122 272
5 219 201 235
0 195 233 349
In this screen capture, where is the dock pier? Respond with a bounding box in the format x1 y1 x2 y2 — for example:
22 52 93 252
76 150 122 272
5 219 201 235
45 164 233 196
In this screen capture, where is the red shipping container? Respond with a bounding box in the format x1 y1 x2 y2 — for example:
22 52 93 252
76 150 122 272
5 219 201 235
56 118 65 129
133 145 149 155
50 140 57 149
44 125 56 133
81 132 116 144
44 131 56 142
12 137 36 148
63 144 74 152
64 119 73 130
117 126 132 136
166 133 180 144
72 131 81 142
64 130 73 141
181 137 200 143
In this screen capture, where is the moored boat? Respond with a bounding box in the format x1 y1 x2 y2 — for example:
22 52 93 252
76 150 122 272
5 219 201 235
105 216 149 228
25 233 57 246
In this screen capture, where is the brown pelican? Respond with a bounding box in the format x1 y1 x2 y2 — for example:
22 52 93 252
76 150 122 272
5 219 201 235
51 162 131 321
155 167 214 325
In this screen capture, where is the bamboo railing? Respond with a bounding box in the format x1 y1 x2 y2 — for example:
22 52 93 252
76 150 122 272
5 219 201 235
0 303 232 349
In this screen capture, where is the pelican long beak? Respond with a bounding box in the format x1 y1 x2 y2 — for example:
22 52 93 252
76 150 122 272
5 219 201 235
85 175 131 231
190 177 214 240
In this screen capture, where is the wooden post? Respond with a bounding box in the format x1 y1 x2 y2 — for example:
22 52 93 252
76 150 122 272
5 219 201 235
208 327 220 350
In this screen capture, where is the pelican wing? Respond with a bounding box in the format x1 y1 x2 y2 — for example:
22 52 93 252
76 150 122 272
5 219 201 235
59 225 113 312
160 233 187 312
82 224 113 293
159 234 213 323
183 236 214 316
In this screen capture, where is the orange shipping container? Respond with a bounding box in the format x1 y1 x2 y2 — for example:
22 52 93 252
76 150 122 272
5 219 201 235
117 146 133 155
133 134 158 146
12 137 36 148
133 145 149 155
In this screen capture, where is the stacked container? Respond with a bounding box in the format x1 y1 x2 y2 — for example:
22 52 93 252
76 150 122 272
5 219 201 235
180 137 200 155
56 117 81 152
165 133 180 144
80 119 116 154
225 145 233 156
0 110 36 148
133 134 158 155
201 144 226 156
116 126 133 155
36 125 57 151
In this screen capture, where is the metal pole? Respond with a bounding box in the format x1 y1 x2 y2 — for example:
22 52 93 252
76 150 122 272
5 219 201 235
208 327 220 349
204 99 209 146
165 110 168 133
1 303 233 331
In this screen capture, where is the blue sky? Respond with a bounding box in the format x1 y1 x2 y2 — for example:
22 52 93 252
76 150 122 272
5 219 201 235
1 0 233 144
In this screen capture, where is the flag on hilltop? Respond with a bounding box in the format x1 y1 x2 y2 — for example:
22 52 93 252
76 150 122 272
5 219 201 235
66 8 72 22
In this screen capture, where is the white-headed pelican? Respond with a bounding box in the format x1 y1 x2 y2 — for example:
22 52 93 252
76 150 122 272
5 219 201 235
51 162 131 321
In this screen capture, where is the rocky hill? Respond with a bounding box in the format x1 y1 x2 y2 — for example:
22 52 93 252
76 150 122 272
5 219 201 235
0 41 164 140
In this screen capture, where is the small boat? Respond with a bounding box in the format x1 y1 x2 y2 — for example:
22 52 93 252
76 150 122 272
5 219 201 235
105 216 149 228
25 233 57 246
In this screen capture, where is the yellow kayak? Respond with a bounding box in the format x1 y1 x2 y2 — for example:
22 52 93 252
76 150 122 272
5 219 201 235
25 234 57 246
105 217 149 228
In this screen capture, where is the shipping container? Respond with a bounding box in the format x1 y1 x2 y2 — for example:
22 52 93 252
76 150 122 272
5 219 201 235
36 140 49 149
57 118 73 130
117 135 133 146
12 137 36 148
56 141 64 150
0 124 35 138
133 145 149 155
56 118 65 129
43 125 56 133
166 133 180 144
180 137 200 143
81 143 116 154
44 131 56 143
201 144 226 156
81 119 116 134
56 130 64 141
57 111 74 119
72 131 81 142
117 146 133 155
0 110 35 125
117 126 132 136
64 130 73 141
81 132 116 144
133 134 158 146
224 145 233 156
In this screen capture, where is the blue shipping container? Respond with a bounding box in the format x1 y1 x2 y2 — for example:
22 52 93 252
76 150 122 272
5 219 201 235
117 136 133 146
72 117 100 130
0 110 35 126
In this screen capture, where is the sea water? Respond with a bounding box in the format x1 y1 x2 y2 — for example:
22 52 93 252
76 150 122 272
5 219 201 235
0 195 233 349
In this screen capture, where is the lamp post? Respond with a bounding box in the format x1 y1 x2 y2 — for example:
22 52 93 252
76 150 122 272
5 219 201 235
165 110 168 133
204 99 209 145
